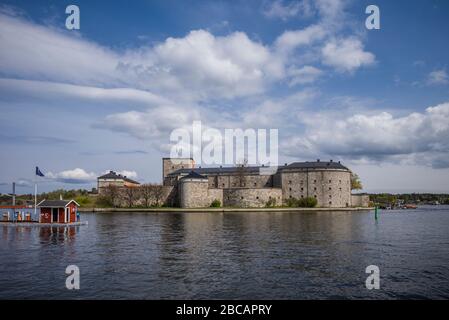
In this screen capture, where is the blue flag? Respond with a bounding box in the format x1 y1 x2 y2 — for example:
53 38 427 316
35 166 45 177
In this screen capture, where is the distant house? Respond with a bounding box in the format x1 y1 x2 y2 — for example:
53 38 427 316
97 171 140 194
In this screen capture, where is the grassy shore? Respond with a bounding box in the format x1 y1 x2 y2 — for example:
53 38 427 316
79 207 374 213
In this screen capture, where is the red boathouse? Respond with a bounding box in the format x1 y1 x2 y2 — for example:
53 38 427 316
38 200 80 224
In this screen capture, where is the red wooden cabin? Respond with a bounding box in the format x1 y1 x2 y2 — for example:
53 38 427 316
38 200 80 223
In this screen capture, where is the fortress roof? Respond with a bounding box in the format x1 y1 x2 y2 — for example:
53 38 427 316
286 161 349 170
168 161 349 176
180 171 208 180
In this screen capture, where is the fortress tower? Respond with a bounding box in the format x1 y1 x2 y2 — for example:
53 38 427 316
162 157 195 185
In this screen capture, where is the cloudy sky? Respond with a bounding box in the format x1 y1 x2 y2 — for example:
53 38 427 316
1 0 449 194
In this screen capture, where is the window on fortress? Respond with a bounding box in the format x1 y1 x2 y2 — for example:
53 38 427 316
301 187 304 191
314 195 317 198
289 187 292 191
329 187 332 190
256 196 259 199
339 187 342 191
339 180 342 183
222 183 225 187
329 201 332 205
289 180 292 184
329 180 332 183
241 196 244 199
314 180 316 183
314 187 317 191
301 195 304 198
254 183 257 187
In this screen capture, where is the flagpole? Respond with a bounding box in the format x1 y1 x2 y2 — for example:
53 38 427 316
34 182 37 217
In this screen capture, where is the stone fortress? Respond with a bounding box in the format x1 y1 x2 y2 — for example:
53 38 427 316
162 158 369 208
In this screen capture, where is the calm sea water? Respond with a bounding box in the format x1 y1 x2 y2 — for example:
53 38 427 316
1 206 449 299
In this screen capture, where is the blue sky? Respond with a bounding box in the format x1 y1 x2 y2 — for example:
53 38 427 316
1 0 449 194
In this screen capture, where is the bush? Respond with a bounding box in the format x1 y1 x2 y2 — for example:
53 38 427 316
286 197 317 208
210 199 221 207
297 197 317 208
286 197 298 207
265 198 277 207
75 195 91 207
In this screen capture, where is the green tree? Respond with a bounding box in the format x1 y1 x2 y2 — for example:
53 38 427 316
351 172 363 190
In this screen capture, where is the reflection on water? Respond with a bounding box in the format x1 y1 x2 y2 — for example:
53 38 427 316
1 207 449 299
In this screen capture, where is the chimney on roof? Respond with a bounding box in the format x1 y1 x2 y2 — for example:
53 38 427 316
284 163 287 166
220 165 222 168
338 161 341 163
317 159 320 162
59 194 63 200
110 170 114 174
330 159 333 162
262 164 265 167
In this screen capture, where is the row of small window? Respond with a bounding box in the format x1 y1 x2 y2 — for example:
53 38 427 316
237 196 280 200
288 179 343 184
288 187 342 191
216 182 260 187
289 194 334 199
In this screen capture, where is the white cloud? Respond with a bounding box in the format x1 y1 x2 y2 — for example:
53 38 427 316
426 69 449 86
0 12 119 86
263 0 315 21
287 65 323 85
0 78 170 107
47 168 97 184
321 37 375 72
275 24 326 54
283 102 449 168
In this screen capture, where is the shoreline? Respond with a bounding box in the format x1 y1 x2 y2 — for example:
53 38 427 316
0 221 88 227
78 207 374 213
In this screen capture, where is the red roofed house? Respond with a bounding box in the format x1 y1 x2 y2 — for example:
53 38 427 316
38 199 80 223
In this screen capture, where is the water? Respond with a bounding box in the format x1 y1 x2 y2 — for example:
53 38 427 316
1 206 449 299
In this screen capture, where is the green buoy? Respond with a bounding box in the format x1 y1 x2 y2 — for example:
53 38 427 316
374 206 379 220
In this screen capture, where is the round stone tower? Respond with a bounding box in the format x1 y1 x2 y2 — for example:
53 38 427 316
179 171 209 208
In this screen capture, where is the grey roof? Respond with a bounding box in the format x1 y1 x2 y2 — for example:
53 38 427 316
168 161 348 176
98 171 140 184
180 171 208 180
38 200 79 207
286 161 349 170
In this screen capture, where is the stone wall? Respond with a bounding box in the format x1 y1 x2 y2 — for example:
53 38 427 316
179 180 210 208
280 169 351 208
208 174 273 189
207 188 223 205
223 188 282 208
351 194 370 207
99 185 175 207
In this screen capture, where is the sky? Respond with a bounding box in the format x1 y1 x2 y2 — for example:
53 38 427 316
0 0 449 194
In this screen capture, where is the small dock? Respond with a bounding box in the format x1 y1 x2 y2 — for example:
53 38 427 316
0 221 88 227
